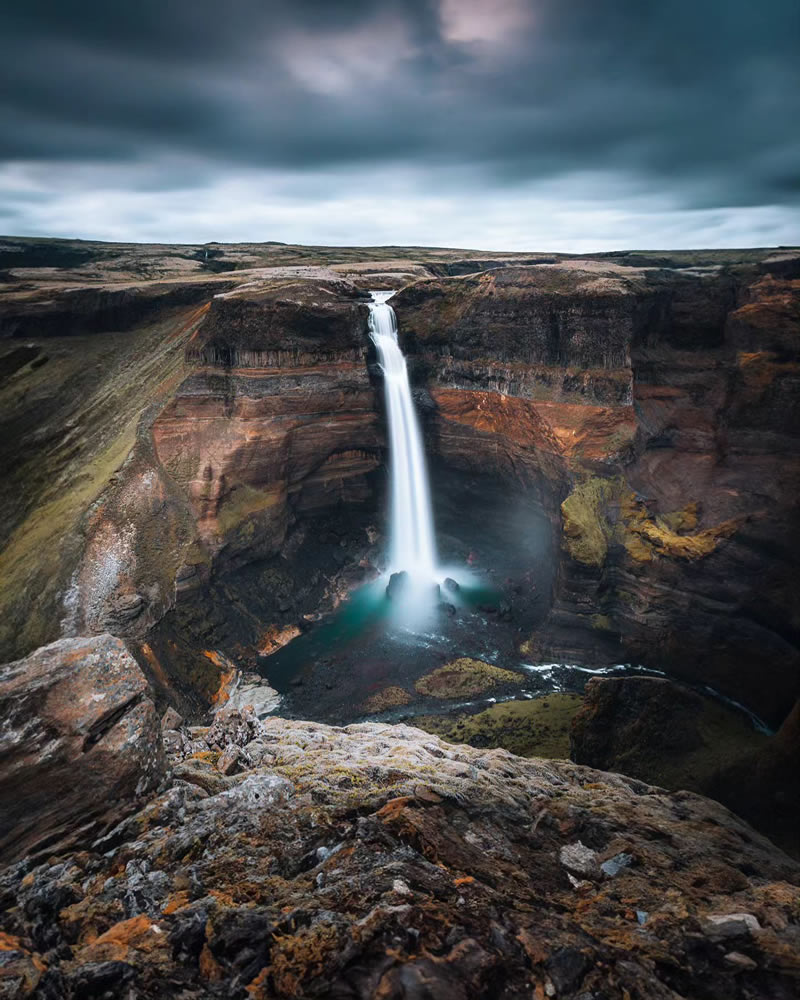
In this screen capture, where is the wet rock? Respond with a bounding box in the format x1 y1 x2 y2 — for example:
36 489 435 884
438 601 456 616
0 634 164 865
443 577 460 593
386 570 410 600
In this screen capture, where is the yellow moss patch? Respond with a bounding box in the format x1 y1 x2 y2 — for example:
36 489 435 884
362 686 413 713
560 477 616 567
414 658 522 699
591 614 613 632
416 693 584 758
620 493 741 563
659 502 699 534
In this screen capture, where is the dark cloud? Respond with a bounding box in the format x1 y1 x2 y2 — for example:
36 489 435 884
0 0 798 244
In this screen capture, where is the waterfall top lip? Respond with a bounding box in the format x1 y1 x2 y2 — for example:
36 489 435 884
368 289 397 305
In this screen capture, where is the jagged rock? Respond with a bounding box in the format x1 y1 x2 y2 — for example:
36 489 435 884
559 841 599 878
1 719 798 999
601 852 634 878
160 706 183 731
216 746 241 776
214 671 281 719
0 635 164 864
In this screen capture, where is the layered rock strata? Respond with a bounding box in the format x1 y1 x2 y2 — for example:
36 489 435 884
392 258 800 725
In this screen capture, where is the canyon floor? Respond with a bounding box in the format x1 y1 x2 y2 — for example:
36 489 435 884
1 237 799 997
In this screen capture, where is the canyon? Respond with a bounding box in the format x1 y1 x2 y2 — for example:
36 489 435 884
1 236 799 998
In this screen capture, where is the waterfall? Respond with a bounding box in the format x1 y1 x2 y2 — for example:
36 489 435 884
369 291 438 585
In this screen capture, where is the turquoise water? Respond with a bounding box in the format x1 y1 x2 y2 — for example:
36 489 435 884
260 570 504 697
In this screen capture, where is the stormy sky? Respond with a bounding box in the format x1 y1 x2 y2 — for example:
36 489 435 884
1 0 798 250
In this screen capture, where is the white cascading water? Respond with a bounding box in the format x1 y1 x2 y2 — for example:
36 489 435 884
369 291 438 585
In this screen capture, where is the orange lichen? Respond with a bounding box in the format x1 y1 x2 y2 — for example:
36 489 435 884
199 943 224 981
162 891 190 915
205 650 237 705
139 641 170 689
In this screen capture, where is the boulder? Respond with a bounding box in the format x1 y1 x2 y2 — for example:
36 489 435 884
0 634 164 864
385 570 410 600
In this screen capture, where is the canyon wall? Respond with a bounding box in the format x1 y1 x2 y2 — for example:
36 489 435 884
2 244 798 728
393 256 800 725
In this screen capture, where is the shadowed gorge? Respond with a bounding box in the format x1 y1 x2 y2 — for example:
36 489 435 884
1 238 799 998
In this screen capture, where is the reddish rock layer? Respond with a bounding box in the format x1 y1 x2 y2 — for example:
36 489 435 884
393 261 800 724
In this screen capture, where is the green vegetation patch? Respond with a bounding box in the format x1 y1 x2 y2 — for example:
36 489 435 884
416 693 584 758
362 686 413 713
619 494 741 563
216 483 281 537
414 658 523 699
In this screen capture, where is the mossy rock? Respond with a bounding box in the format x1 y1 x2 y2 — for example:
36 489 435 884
416 693 584 758
415 658 522 699
560 477 616 567
362 686 413 713
619 493 741 563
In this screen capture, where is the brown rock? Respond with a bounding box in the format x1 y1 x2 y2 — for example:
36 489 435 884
217 746 241 776
161 706 183 731
2 719 798 999
0 634 164 864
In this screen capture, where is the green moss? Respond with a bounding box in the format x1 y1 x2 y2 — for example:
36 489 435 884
416 693 584 758
591 614 614 632
414 658 523 699
560 477 616 567
216 483 280 537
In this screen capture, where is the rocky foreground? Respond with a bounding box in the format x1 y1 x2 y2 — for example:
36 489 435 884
2 643 799 999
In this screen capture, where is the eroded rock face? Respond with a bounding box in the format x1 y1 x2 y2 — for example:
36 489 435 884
393 261 800 725
152 270 380 568
0 635 164 865
1 718 798 998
